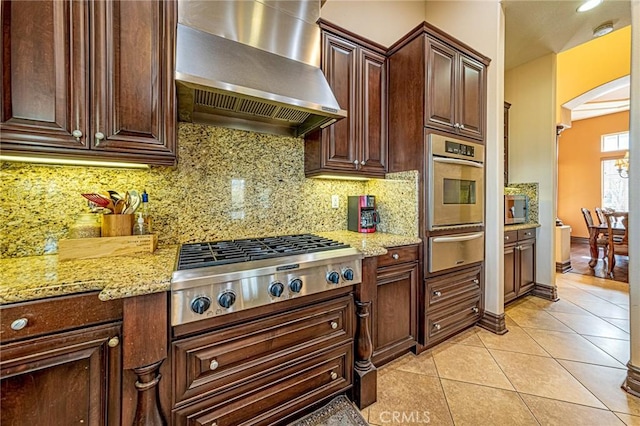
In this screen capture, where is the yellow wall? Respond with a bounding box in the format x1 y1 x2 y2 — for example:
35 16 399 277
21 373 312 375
557 111 630 238
556 26 631 123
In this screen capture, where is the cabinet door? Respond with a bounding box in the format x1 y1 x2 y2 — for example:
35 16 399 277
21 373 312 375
372 262 418 366
457 55 485 140
518 239 536 295
319 32 358 171
0 0 89 150
504 243 517 303
1 323 122 425
91 0 176 159
359 48 387 176
425 37 456 131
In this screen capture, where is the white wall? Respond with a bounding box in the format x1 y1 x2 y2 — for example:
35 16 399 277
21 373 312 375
505 54 558 287
320 1 425 47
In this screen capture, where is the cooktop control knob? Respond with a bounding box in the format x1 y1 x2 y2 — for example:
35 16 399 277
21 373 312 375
289 278 303 293
342 268 354 281
217 291 236 309
327 271 340 285
269 282 285 297
190 296 211 315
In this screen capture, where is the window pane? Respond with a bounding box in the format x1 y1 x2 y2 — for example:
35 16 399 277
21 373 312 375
602 159 629 211
602 134 619 152
619 133 629 150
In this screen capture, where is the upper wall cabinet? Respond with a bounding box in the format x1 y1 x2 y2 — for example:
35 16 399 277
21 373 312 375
304 20 387 178
0 0 177 166
425 37 486 141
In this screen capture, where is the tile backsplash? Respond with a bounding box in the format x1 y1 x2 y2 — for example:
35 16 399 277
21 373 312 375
505 183 539 223
1 123 418 258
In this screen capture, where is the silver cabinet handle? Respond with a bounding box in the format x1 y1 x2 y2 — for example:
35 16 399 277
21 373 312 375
433 323 441 331
10 318 28 331
473 279 479 284
330 371 338 380
472 307 479 314
72 129 83 139
433 290 442 297
95 131 105 146
360 161 366 166
108 336 119 347
432 232 484 243
505 236 510 240
330 321 338 329
210 359 219 371
460 124 465 130
392 253 399 260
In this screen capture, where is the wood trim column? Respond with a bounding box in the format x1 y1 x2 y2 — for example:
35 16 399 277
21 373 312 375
533 282 559 301
477 311 507 335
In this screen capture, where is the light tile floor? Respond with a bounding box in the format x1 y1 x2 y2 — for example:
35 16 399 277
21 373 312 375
360 273 640 425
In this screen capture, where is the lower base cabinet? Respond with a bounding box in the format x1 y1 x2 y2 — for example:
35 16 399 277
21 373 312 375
504 228 536 304
422 265 483 348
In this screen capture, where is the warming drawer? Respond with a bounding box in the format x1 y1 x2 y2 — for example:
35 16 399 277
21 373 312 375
428 232 484 273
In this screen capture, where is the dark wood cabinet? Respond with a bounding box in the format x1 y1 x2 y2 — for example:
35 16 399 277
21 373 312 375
372 245 419 366
504 228 536 304
425 35 486 141
0 0 176 166
0 293 123 425
305 20 387 178
504 102 511 185
171 291 355 425
422 265 483 348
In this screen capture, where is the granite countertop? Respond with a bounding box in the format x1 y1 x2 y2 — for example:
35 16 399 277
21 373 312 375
0 231 420 305
504 223 541 231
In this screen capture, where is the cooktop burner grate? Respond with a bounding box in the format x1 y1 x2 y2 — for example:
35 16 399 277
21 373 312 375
177 234 350 270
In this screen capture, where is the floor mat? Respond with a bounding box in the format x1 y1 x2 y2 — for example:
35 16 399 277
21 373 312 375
288 395 369 426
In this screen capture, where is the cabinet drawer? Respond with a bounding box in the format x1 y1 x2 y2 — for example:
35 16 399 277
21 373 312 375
173 342 352 426
504 231 518 244
518 228 535 241
426 266 481 309
172 295 353 405
377 245 419 268
424 296 481 347
0 292 123 344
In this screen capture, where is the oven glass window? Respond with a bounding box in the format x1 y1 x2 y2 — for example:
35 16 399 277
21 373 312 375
443 179 476 204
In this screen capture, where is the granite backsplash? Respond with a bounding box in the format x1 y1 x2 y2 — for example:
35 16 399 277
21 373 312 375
505 183 539 224
1 123 418 258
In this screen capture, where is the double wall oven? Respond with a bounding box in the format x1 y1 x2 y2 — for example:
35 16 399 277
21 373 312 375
427 134 485 273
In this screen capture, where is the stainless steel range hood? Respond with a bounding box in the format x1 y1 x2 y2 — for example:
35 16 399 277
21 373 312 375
176 1 346 138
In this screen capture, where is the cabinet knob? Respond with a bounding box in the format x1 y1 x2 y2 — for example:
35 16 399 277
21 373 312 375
330 371 338 380
433 290 442 297
454 123 460 129
330 321 338 330
10 318 28 331
95 131 105 146
107 336 119 347
360 160 366 166
472 307 479 314
392 253 399 260
473 279 479 284
72 129 83 140
210 359 219 371
460 124 465 130
353 160 359 167
433 323 441 331
505 236 509 240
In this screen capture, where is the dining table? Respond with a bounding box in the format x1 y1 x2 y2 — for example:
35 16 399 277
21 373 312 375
588 213 627 268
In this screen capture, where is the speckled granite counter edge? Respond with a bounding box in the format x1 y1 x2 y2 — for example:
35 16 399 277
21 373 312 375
504 223 541 231
316 231 422 257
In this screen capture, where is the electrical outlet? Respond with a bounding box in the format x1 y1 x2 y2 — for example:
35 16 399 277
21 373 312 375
331 195 339 209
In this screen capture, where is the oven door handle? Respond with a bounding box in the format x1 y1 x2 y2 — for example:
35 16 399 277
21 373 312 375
432 157 484 168
431 232 484 243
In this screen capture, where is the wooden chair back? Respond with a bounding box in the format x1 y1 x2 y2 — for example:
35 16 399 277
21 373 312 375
594 207 606 225
581 208 595 228
604 212 628 275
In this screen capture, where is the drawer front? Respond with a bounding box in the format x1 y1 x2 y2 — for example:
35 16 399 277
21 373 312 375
377 245 419 268
424 296 481 347
173 342 352 426
427 266 482 309
518 228 535 241
173 295 353 405
0 292 123 344
504 230 518 244
429 233 484 273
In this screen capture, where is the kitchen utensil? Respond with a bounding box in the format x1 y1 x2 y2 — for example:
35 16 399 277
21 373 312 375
113 199 126 214
108 190 123 202
81 193 111 208
123 190 141 214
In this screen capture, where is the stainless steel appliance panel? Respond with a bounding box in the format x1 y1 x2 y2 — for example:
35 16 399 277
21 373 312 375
429 232 485 272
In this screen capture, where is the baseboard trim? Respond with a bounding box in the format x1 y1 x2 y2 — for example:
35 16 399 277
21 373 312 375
571 236 589 245
622 362 640 398
533 282 559 301
477 311 508 335
556 260 572 273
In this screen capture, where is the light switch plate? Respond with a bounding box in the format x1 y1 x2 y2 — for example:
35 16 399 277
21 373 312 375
331 195 339 209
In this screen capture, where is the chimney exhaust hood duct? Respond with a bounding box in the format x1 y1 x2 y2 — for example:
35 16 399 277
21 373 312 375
175 0 346 138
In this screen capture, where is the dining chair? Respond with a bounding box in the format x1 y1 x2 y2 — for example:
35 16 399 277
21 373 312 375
581 207 608 258
604 212 629 276
595 207 607 225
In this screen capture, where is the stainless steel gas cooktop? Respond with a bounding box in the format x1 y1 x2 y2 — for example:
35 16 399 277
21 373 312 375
170 234 363 326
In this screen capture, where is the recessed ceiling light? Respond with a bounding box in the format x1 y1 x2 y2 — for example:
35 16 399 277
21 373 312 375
593 22 614 37
577 0 603 12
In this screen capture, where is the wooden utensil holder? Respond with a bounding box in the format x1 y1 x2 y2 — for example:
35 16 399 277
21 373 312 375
59 234 158 261
102 214 134 237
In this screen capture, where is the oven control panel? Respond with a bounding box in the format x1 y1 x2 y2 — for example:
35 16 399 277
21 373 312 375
445 140 475 157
